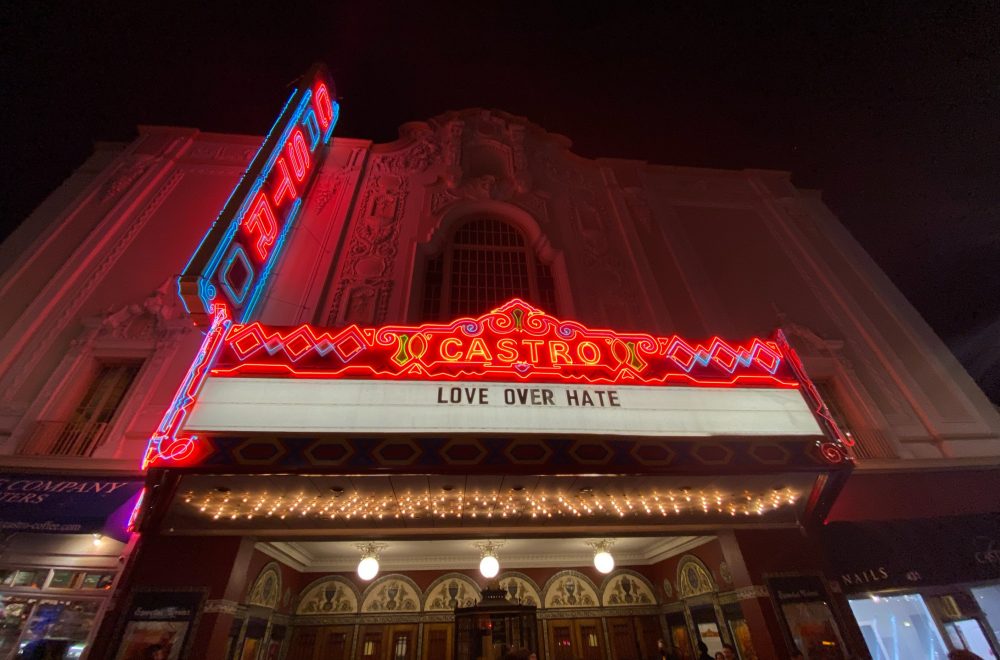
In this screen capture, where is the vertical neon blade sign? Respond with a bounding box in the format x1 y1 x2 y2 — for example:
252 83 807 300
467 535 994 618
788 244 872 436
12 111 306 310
143 65 338 471
179 63 338 326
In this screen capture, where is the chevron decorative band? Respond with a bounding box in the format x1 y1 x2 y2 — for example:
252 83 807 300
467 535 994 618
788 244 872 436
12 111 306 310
212 299 795 388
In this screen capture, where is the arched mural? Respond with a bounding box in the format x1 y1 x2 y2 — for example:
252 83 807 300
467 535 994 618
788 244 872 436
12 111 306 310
296 576 360 614
247 563 281 609
497 572 541 607
542 570 599 608
600 570 656 607
423 573 481 611
676 555 717 598
361 574 421 613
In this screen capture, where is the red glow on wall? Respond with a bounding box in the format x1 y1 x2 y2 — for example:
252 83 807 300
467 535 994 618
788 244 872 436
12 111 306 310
142 304 232 469
179 64 338 326
213 299 797 388
775 330 853 464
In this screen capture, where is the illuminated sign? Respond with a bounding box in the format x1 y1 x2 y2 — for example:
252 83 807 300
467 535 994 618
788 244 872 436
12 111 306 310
185 378 824 438
179 64 338 326
143 305 232 468
213 299 796 387
143 300 826 468
0 474 144 542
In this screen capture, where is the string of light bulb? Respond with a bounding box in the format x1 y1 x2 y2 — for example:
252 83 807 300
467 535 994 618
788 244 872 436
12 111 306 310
182 485 799 523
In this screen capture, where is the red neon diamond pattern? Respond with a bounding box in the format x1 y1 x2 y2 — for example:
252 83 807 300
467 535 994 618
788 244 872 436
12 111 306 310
210 299 797 388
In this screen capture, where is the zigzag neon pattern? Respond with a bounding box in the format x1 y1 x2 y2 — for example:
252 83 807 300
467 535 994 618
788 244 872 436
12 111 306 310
212 299 796 388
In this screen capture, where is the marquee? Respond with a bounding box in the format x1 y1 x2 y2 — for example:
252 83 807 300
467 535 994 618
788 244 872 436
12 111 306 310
143 300 849 468
212 299 795 387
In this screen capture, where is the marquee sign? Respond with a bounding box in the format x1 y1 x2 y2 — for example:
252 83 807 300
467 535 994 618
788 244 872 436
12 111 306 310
212 299 796 387
179 64 338 326
143 300 846 469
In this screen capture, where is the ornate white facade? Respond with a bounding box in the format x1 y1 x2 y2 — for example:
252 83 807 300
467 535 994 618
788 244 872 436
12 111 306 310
2 110 999 659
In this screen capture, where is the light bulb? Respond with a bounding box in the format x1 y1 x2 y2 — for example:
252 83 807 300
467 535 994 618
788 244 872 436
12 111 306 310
479 554 499 578
92 534 103 547
357 556 380 581
594 550 615 574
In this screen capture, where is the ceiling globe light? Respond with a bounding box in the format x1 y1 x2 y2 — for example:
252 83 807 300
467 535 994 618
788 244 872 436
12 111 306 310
588 539 616 574
357 556 379 581
356 542 386 581
475 541 503 579
594 550 615 574
479 554 499 578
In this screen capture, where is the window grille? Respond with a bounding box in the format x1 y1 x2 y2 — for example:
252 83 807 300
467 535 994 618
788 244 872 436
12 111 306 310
23 361 141 457
421 218 555 320
393 634 409 660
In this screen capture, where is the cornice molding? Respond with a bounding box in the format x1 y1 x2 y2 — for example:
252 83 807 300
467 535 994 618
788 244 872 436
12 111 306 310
258 536 716 573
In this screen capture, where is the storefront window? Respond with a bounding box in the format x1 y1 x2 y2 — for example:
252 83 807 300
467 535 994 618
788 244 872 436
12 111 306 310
0 595 30 657
0 594 99 659
767 575 845 659
973 585 1000 643
849 594 948 660
779 600 845 658
942 618 994 659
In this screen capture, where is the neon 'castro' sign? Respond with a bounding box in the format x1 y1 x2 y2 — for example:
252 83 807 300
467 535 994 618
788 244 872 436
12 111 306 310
212 299 795 388
179 64 338 326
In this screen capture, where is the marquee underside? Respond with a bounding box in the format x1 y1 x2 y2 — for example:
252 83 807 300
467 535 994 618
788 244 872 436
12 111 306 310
158 471 826 537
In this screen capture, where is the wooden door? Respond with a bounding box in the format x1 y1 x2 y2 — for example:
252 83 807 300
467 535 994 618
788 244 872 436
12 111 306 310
608 618 641 660
636 616 662 660
422 623 452 660
318 626 353 660
387 624 418 660
287 628 318 660
548 620 576 660
286 626 353 660
358 627 384 660
575 619 604 660
548 618 606 660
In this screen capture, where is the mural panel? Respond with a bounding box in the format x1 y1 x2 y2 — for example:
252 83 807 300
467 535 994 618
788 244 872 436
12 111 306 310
247 563 281 609
296 576 359 614
542 571 599 608
497 572 542 607
423 573 481 611
361 575 421 613
600 571 656 606
676 555 717 598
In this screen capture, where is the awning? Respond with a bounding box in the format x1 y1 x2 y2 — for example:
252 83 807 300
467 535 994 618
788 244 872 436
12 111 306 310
0 473 144 542
823 513 1000 593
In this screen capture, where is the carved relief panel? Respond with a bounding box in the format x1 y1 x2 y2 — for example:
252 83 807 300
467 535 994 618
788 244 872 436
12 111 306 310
600 570 657 607
360 575 421 613
497 572 542 607
423 573 481 611
296 576 360 614
542 571 600 609
247 563 282 609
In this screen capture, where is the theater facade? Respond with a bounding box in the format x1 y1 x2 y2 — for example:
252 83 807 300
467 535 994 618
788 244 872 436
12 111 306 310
2 65 999 660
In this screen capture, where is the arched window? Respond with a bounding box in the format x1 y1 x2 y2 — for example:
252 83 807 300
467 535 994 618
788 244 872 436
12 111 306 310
421 217 556 321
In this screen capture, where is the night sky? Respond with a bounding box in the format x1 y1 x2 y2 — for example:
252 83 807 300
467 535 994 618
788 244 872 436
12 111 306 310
3 2 998 402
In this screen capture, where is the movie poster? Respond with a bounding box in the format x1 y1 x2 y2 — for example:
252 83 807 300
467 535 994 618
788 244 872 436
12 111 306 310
766 575 846 659
116 591 203 660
